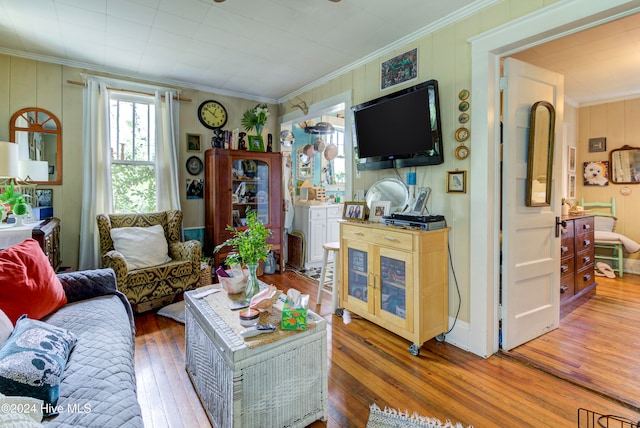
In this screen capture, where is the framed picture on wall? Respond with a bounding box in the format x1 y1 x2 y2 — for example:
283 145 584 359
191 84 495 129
568 146 576 173
186 133 202 152
36 189 53 207
583 161 609 186
446 170 467 193
568 173 576 199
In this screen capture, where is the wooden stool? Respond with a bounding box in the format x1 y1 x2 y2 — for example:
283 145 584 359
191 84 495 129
317 241 340 312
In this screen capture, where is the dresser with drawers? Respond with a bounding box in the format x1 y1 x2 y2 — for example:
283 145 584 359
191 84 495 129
560 215 597 311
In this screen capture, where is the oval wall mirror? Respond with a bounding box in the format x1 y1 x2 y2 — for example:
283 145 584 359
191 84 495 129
525 100 555 207
365 178 409 213
10 107 62 185
610 145 640 184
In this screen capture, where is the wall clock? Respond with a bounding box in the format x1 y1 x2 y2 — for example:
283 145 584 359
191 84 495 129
455 144 470 160
186 156 203 175
455 127 470 142
197 100 228 129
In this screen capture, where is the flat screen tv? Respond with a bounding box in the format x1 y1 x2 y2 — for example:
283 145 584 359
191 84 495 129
351 79 443 171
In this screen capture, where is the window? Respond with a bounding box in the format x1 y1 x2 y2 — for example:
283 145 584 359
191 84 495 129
109 94 157 213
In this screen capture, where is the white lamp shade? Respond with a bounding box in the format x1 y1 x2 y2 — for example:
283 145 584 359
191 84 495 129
0 141 19 178
19 160 49 182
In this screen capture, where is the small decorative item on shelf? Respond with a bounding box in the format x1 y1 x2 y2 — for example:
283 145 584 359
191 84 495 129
241 103 269 137
199 257 213 287
214 209 272 302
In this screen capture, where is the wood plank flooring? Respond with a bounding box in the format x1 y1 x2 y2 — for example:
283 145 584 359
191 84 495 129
134 271 640 427
503 274 640 412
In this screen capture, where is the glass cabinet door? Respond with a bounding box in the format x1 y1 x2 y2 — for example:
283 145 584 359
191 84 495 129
347 247 368 303
379 256 407 319
231 159 270 226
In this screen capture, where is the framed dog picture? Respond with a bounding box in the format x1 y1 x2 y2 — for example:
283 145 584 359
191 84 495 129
583 161 609 186
342 202 366 221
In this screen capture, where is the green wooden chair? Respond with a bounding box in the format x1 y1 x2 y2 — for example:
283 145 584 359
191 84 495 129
579 197 624 277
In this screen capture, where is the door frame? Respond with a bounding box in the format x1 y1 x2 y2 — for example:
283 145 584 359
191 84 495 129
467 0 640 358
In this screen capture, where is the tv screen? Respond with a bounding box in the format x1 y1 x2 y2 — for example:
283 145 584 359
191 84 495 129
352 80 443 171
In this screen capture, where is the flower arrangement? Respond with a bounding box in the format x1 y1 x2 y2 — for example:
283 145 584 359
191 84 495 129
241 103 269 135
214 209 272 267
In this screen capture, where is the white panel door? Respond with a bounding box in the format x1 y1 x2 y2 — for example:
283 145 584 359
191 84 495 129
501 57 564 351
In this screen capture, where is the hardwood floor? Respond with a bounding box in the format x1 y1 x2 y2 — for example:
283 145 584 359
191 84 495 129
134 271 640 427
503 274 640 412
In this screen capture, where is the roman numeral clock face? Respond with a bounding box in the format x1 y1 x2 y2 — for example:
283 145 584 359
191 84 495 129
197 100 228 129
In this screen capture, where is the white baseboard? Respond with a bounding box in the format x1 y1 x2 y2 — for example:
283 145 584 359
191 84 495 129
623 257 640 275
442 317 471 352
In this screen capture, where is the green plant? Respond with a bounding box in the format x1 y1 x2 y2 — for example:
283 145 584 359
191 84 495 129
0 182 27 213
240 104 269 133
214 210 272 266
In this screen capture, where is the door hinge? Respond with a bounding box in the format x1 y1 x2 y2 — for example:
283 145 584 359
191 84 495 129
499 76 507 92
498 303 503 321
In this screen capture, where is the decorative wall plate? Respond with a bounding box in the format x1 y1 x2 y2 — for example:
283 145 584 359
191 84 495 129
186 156 203 175
455 127 470 142
458 113 469 124
455 145 470 160
458 101 470 112
458 89 470 100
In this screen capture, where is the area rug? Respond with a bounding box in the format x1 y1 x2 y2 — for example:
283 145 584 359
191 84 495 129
366 404 472 428
300 265 334 285
157 300 185 324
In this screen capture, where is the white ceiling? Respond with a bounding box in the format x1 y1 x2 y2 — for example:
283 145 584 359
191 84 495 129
0 0 484 102
0 1 637 105
511 12 640 106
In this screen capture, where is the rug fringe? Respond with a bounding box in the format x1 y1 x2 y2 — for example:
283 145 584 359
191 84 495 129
368 403 473 428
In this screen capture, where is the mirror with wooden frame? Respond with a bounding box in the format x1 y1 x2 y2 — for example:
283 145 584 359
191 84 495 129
10 107 62 185
610 145 640 184
525 100 555 207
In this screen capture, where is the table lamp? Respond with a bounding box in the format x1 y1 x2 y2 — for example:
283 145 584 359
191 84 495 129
0 141 19 179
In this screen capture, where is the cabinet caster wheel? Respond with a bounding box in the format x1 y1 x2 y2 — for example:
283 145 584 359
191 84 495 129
435 334 446 343
335 308 344 317
408 344 420 356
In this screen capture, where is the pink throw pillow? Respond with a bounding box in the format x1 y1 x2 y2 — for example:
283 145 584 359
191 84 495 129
0 239 67 325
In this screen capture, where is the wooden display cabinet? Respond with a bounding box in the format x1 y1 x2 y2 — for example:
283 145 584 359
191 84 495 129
204 148 283 273
339 221 450 356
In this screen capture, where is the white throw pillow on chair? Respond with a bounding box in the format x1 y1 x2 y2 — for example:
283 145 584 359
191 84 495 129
110 224 172 270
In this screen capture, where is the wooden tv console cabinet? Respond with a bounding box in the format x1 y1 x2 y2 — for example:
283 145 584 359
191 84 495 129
339 221 450 356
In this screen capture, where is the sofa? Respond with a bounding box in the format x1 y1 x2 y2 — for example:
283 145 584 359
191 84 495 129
0 239 142 427
96 210 202 312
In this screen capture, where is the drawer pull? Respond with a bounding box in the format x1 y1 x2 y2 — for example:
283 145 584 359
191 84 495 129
561 245 569 254
583 274 592 282
583 256 591 264
560 285 569 293
583 224 591 230
383 236 399 242
353 231 365 236
583 239 591 246
561 264 569 273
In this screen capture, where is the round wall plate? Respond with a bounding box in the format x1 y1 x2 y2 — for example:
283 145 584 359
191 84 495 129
455 127 470 142
458 101 470 112
186 156 203 175
455 145 470 160
458 89 470 100
458 113 470 124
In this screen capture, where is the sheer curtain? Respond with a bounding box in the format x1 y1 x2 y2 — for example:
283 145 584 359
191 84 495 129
78 78 181 270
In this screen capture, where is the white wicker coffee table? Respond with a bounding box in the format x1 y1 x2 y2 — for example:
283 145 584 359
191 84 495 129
184 286 328 428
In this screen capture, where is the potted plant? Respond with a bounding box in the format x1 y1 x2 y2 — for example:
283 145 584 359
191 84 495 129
0 182 30 224
240 103 269 137
214 210 272 301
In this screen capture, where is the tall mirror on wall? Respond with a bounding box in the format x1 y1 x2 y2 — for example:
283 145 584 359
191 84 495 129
610 145 640 184
10 107 62 185
525 100 555 207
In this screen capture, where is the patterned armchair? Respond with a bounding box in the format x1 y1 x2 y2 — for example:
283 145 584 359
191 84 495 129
96 210 201 312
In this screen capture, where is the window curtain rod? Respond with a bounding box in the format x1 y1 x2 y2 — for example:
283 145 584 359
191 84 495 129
66 80 192 102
